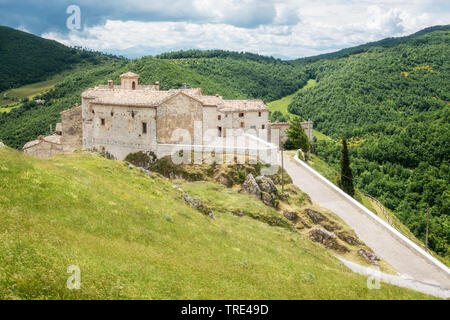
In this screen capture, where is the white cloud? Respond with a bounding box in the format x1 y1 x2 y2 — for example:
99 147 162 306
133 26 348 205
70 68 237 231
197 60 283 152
41 0 450 59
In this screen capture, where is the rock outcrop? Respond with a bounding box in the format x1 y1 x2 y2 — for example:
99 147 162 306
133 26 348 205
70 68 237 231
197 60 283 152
357 248 380 265
0 141 5 148
182 193 214 219
305 209 326 223
336 231 362 246
242 174 261 199
283 211 298 221
309 228 349 252
242 174 279 208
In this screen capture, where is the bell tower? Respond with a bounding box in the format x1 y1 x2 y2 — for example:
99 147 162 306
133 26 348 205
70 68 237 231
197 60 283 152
120 72 139 90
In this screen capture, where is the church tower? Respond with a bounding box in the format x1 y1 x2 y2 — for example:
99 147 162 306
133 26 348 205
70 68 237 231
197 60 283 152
120 72 139 90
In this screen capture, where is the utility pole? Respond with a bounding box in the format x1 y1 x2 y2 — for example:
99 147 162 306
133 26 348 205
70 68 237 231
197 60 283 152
425 208 430 251
279 133 284 194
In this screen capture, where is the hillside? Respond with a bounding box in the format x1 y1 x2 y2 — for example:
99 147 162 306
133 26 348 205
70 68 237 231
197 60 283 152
0 26 113 92
288 26 450 258
0 147 433 299
0 24 448 261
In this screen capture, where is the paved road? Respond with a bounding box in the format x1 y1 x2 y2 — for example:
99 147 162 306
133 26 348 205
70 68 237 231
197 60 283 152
282 154 450 289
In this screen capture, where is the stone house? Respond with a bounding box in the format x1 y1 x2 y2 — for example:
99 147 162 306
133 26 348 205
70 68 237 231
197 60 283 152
23 72 313 160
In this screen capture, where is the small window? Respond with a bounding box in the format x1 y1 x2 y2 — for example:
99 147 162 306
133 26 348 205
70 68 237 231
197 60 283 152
258 112 262 117
132 81 136 90
239 112 244 117
218 115 221 121
142 122 147 134
240 122 244 128
100 118 105 126
218 126 222 137
262 124 265 129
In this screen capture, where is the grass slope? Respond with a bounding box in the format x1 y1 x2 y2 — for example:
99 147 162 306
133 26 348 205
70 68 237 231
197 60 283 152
267 79 316 115
0 148 432 299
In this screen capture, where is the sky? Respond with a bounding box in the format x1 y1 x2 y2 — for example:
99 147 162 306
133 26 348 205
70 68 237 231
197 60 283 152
0 0 449 59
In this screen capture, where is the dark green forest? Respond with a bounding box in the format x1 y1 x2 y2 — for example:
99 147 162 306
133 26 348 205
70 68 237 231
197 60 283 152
0 25 448 259
289 27 450 258
0 26 114 92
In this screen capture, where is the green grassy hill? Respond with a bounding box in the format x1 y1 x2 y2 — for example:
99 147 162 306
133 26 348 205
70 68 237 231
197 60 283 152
0 147 433 299
288 26 450 258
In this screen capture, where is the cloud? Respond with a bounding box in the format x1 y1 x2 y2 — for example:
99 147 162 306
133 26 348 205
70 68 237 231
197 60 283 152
2 0 450 58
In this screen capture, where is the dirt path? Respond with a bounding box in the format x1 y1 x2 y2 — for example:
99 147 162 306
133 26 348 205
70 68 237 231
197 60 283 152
282 154 450 288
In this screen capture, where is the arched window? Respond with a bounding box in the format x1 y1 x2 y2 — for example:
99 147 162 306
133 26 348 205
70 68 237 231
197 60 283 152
132 81 136 90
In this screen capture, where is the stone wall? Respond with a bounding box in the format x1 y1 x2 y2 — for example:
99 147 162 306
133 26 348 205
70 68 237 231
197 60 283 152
82 101 157 160
23 136 63 159
60 106 82 153
156 93 203 144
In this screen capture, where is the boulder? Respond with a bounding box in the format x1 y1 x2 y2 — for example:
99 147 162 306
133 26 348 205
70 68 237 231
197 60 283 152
283 211 298 221
305 209 326 224
242 174 261 199
336 231 362 246
261 192 278 207
309 228 349 252
357 249 380 265
0 141 5 148
255 175 278 194
182 193 214 218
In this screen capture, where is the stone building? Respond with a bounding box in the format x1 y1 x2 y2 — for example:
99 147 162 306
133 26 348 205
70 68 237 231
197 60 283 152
23 72 313 160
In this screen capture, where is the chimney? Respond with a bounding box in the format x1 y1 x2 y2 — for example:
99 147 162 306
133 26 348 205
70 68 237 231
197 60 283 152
107 80 113 89
154 81 160 91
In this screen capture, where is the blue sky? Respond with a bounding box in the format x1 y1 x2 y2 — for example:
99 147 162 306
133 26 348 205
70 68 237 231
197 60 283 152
1 0 449 59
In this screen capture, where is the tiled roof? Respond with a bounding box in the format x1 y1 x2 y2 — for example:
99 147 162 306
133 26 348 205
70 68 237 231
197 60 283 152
81 78 268 112
90 90 174 107
219 100 269 112
120 72 139 78
23 134 62 149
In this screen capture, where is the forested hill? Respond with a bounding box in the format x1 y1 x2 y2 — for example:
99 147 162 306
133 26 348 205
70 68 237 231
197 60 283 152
153 50 308 101
288 26 450 258
0 26 115 92
293 25 450 62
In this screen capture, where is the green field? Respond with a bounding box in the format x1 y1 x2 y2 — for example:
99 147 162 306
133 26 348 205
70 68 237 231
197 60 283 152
0 147 433 299
267 79 316 115
0 74 65 110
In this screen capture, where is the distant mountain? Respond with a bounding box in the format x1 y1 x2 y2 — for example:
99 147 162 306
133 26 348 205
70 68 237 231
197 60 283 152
0 26 116 92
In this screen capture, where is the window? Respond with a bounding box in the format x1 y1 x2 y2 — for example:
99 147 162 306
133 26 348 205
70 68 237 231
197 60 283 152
262 124 265 129
132 81 136 90
218 115 221 121
258 112 262 117
240 122 244 128
218 126 222 137
100 118 105 126
239 112 244 117
142 122 147 134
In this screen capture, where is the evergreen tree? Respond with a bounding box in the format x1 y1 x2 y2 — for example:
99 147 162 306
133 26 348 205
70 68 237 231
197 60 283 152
285 118 310 153
338 137 355 197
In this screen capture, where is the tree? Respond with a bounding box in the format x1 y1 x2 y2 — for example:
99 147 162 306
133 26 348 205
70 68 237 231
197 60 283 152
285 118 310 153
338 137 355 197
